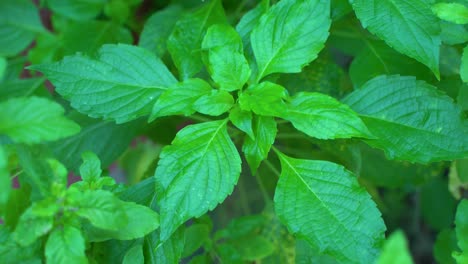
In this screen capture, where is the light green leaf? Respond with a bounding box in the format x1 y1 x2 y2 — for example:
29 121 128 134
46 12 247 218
75 190 128 230
243 116 277 175
193 90 234 116
123 245 144 264
0 146 10 208
462 46 468 83
50 115 138 173
139 5 183 57
432 3 468 25
30 44 177 123
202 24 243 52
85 201 160 241
47 0 107 21
13 207 54 246
0 0 45 57
45 226 87 264
274 151 386 263
251 0 330 81
343 75 468 163
0 97 80 144
455 200 468 255
377 230 414 264
238 82 288 117
285 92 372 140
150 78 212 121
350 0 441 78
155 120 241 240
167 0 227 79
229 106 255 139
79 151 102 182
236 0 270 47
202 25 250 91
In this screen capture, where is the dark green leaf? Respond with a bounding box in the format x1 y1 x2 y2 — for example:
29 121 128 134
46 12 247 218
139 5 183 57
150 78 212 121
454 199 468 261
274 151 386 263
285 92 372 139
0 0 45 57
0 146 10 208
47 0 106 21
45 226 87 264
343 75 468 163
30 44 177 123
182 224 210 257
243 116 277 174
236 0 270 48
0 97 80 144
167 0 227 79
251 0 330 81
193 89 234 116
155 120 241 240
144 226 185 264
421 178 457 230
462 46 468 83
123 244 144 264
0 78 44 100
434 229 457 264
350 0 441 78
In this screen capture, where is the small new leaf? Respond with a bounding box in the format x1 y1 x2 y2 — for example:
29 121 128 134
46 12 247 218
239 82 288 117
432 3 468 25
0 97 80 144
377 230 414 264
243 116 277 174
150 78 212 121
229 106 255 139
193 90 234 116
79 151 102 183
155 120 241 241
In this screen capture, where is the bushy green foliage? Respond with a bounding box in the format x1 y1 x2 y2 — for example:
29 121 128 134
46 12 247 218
0 0 467 263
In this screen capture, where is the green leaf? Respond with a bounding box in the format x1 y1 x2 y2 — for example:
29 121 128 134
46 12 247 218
242 116 277 175
251 0 330 81
167 0 227 79
462 46 468 83
233 236 275 261
377 230 414 264
432 3 468 25
45 226 87 264
229 106 255 139
75 190 127 230
285 92 372 140
0 78 44 100
421 177 457 230
123 245 144 264
79 151 102 183
441 22 468 45
30 44 177 123
150 78 212 121
273 151 386 263
47 0 107 21
193 90 234 116
236 0 270 48
350 0 441 78
155 120 241 240
145 226 185 264
238 82 288 117
0 57 6 79
0 0 45 57
343 75 468 163
0 97 80 144
13 207 54 246
0 146 10 208
139 5 183 57
50 115 138 173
